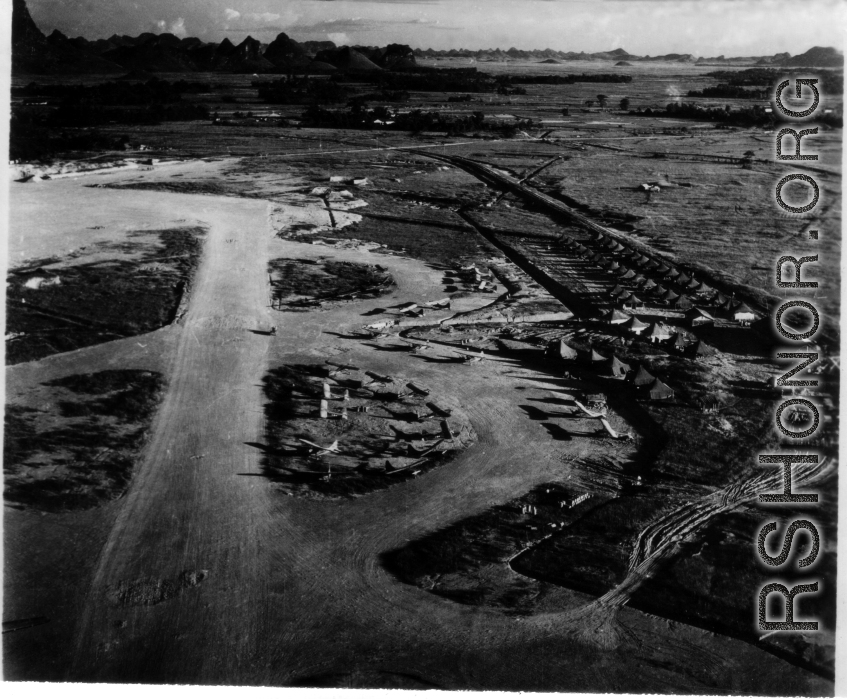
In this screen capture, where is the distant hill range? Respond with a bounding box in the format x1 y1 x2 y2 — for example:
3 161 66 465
11 0 843 76
417 45 843 68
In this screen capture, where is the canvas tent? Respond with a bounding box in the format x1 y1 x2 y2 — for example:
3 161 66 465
579 348 608 363
629 364 656 386
623 316 650 334
546 338 579 361
690 339 717 358
686 307 716 327
603 355 631 378
604 309 631 325
646 378 674 400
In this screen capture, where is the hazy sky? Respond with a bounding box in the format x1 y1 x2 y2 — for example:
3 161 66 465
27 0 846 55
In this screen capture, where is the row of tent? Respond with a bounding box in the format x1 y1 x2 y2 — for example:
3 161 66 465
589 351 675 399
563 234 756 320
547 334 716 365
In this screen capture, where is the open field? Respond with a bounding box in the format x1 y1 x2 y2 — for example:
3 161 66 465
5 59 840 692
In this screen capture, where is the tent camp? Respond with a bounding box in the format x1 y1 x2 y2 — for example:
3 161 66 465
646 378 674 400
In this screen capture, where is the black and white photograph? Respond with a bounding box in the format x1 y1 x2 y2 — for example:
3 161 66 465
3 0 843 694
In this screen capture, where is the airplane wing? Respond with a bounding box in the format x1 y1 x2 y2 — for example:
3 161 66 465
572 400 605 419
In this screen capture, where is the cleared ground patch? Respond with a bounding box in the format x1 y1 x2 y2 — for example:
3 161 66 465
4 369 165 512
269 258 394 309
6 226 205 365
260 362 475 499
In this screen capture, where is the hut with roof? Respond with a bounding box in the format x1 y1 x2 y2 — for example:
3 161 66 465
646 377 674 400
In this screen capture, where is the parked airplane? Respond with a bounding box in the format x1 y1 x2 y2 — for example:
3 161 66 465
365 370 394 384
297 438 342 457
326 360 359 372
453 349 485 364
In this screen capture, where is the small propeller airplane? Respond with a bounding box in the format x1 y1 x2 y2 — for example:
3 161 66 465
296 438 342 457
400 338 432 353
326 360 359 372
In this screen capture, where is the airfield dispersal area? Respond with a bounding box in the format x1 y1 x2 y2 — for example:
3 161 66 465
4 6 842 691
